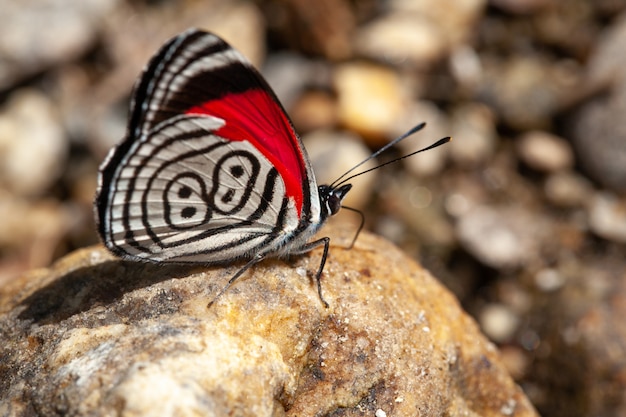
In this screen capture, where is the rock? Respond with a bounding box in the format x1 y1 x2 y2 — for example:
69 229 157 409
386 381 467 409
289 89 337 133
0 191 72 275
528 255 626 417
261 53 326 113
0 89 68 197
333 63 407 142
261 0 354 60
479 303 520 343
0 227 537 417
567 281 626 416
302 130 375 210
479 55 570 130
499 346 530 382
204 2 267 68
449 45 483 92
0 0 118 89
533 268 566 292
587 192 626 243
543 171 593 207
449 102 497 167
356 0 487 65
354 12 447 66
566 14 626 192
515 131 574 173
457 206 548 270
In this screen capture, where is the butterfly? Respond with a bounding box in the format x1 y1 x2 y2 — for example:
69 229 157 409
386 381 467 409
95 28 449 307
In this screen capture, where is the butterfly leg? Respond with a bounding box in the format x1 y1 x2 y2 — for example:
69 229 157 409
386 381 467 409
291 237 331 308
207 253 266 308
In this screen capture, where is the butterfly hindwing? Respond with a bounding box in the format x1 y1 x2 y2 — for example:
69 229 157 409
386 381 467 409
103 115 297 262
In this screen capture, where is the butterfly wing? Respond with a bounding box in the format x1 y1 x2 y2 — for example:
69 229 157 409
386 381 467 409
96 29 321 262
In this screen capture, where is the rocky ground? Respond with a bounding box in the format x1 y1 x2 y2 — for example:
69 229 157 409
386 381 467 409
1 1 626 416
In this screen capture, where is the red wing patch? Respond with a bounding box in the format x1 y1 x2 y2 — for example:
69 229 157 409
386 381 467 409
186 89 306 216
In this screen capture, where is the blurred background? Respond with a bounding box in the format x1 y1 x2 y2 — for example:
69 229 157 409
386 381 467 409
1 0 626 415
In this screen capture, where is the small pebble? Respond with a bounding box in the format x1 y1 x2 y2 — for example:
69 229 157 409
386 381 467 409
386 0 486 54
263 53 322 111
457 206 541 269
0 0 114 88
479 56 562 129
500 398 518 416
480 303 520 343
354 12 446 66
0 191 70 269
544 171 592 207
588 192 626 243
208 2 267 68
444 193 472 218
449 45 483 91
303 130 375 210
333 63 405 140
565 16 626 192
0 89 67 196
499 346 530 380
516 131 574 172
289 90 337 133
449 103 497 167
534 268 565 292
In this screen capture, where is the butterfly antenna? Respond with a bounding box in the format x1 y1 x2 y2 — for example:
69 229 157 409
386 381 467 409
332 133 451 188
329 122 426 188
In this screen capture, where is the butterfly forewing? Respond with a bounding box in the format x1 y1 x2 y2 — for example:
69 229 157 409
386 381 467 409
96 29 321 263
128 30 314 215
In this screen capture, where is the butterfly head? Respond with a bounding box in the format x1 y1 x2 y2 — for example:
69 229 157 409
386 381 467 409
318 183 352 219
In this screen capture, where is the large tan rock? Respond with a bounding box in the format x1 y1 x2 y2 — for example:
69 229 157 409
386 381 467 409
0 227 537 417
